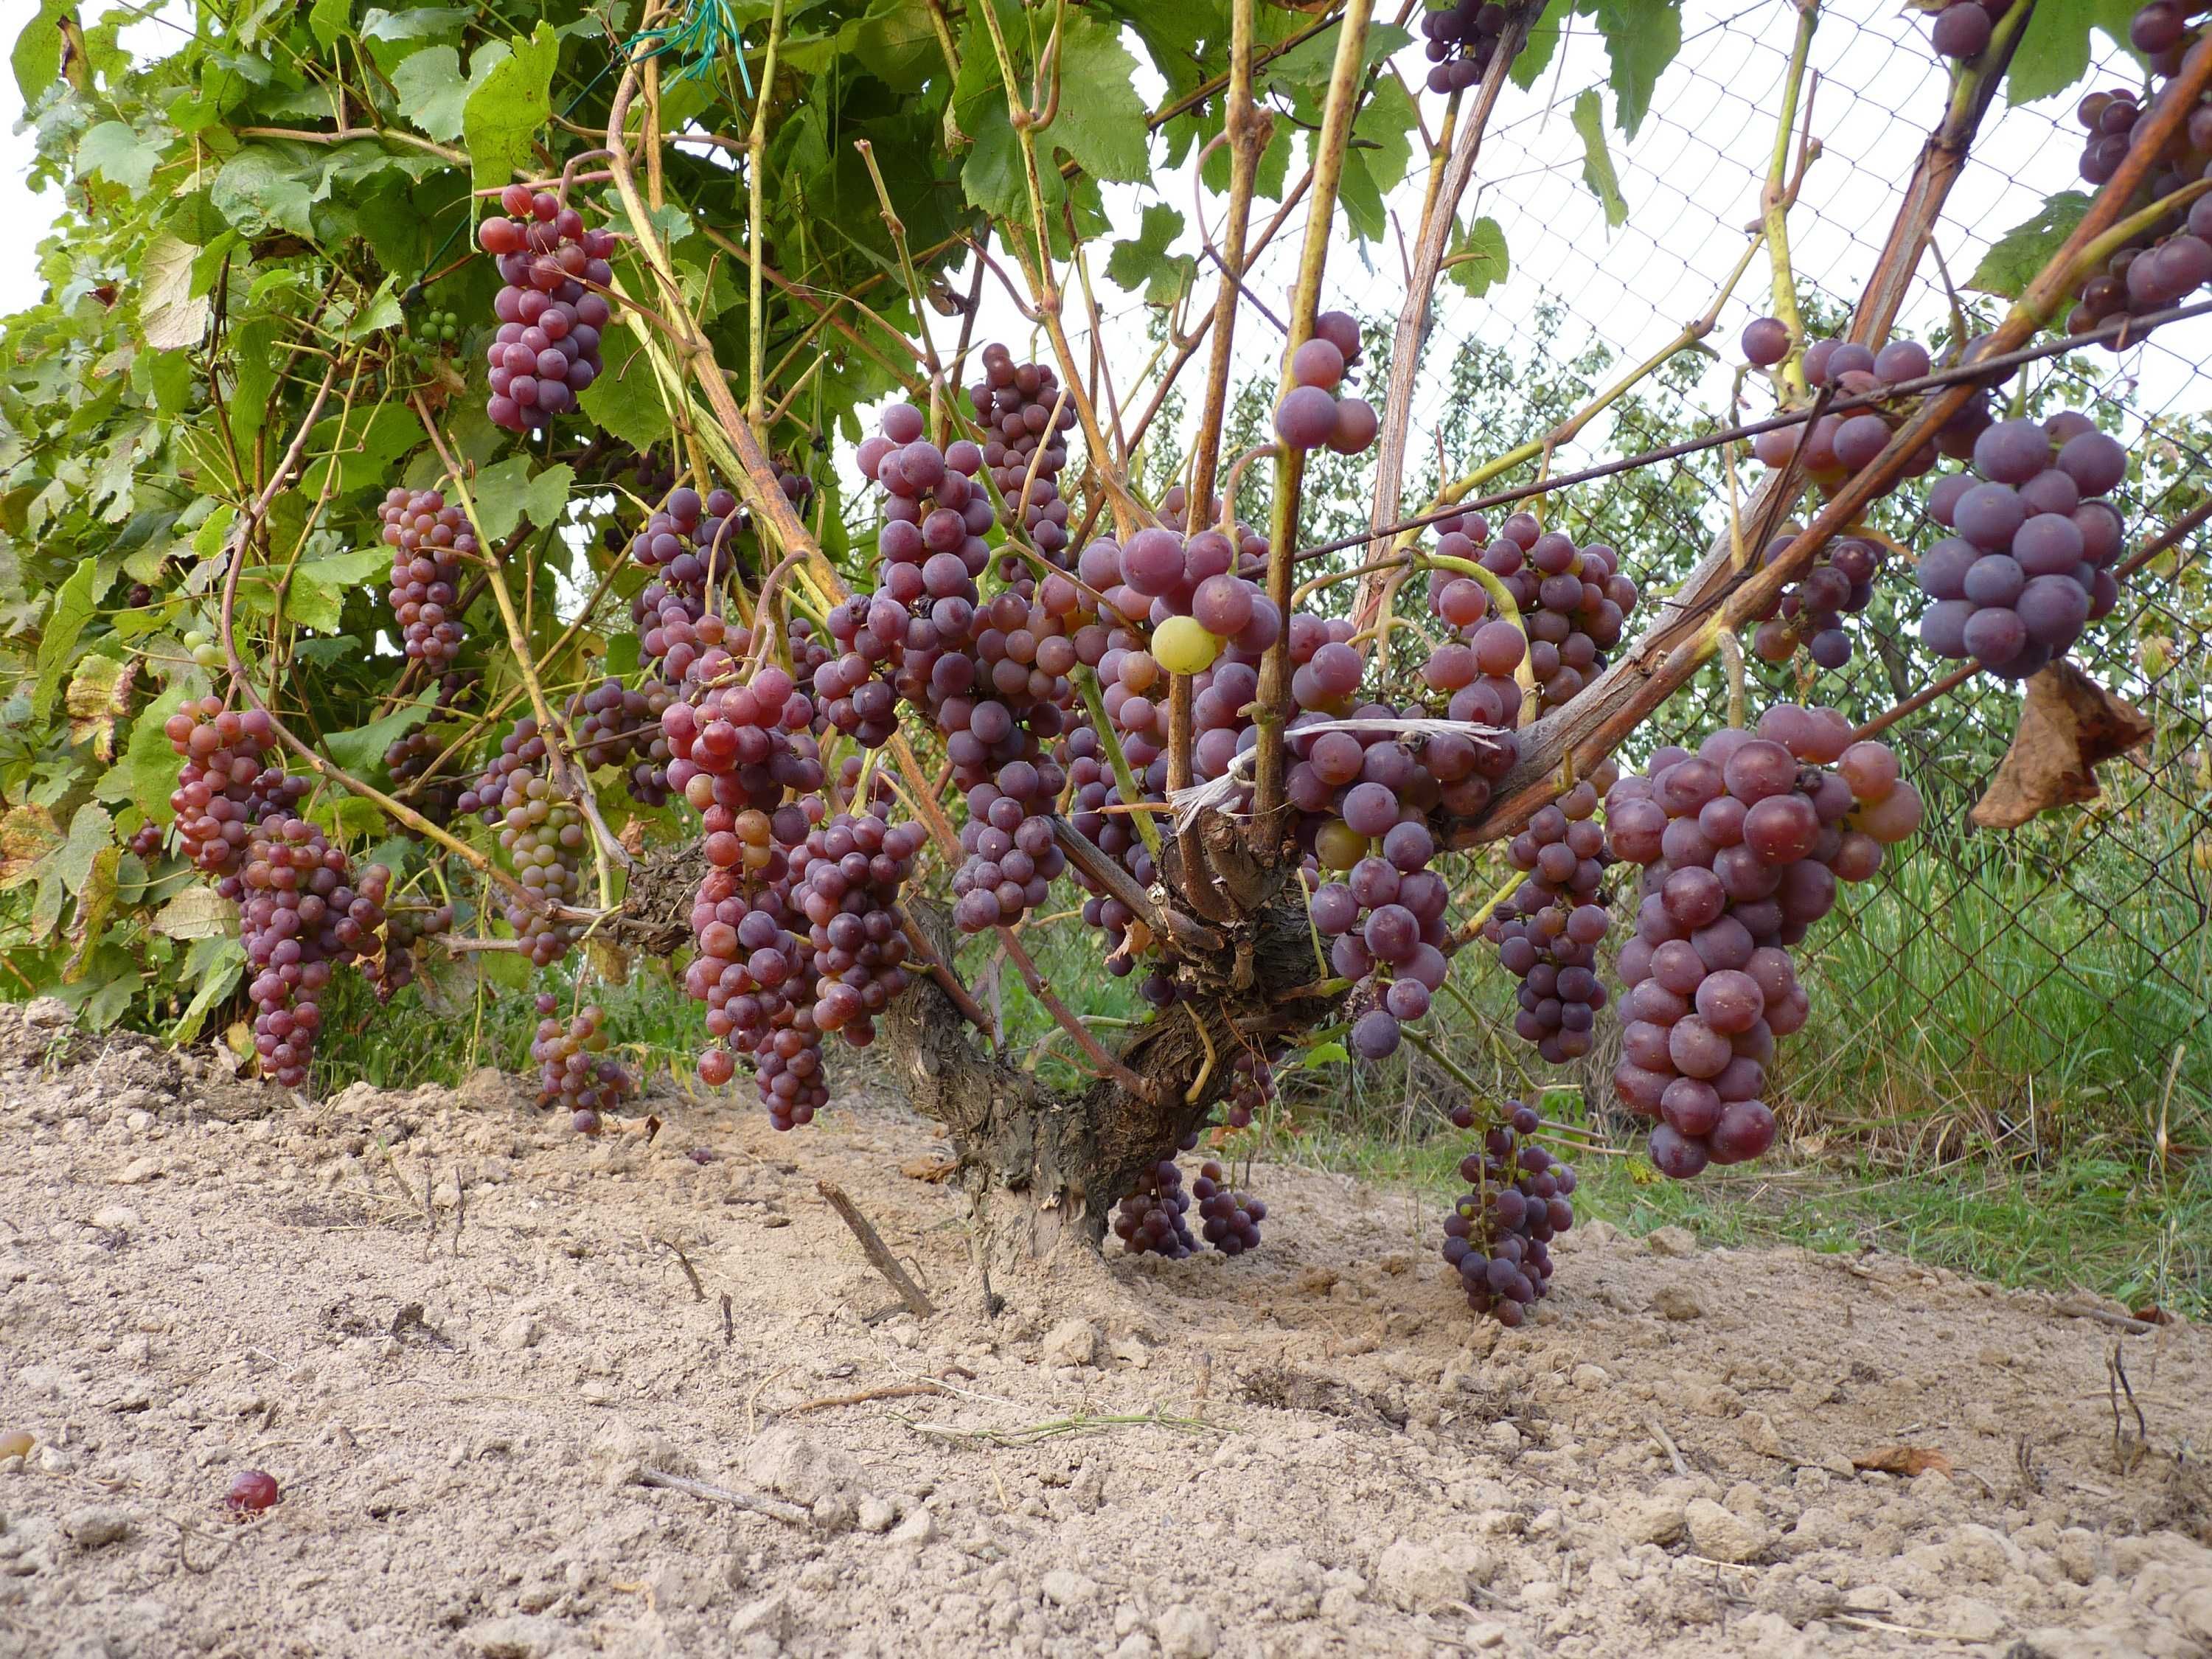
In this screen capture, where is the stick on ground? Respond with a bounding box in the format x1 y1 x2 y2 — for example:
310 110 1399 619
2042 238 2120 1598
637 1467 811 1526
817 1180 936 1318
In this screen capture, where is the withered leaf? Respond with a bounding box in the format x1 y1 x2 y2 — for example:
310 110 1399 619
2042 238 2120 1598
1972 660 2152 830
1852 1444 1953 1477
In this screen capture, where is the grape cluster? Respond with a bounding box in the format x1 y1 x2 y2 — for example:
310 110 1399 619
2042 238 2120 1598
1604 708 1922 1178
403 305 461 357
369 883 453 1001
1917 413 2127 679
385 673 474 826
1481 777 1613 1065
223 816 384 1091
164 701 308 875
568 677 675 808
2065 7 2212 341
1749 526 1883 672
378 487 472 669
1273 313 1379 457
1113 1156 1200 1257
1192 1160 1266 1254
127 821 165 863
1439 1099 1573 1326
1306 813 1455 1061
532 995 636 1137
1753 335 1944 487
457 717 585 967
1420 0 1514 94
630 486 749 676
788 807 922 1050
1224 1046 1275 1130
968 346 1077 564
477 184 616 434
1450 511 1635 714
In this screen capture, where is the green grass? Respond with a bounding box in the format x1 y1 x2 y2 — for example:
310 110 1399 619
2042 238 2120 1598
1259 1115 2212 1320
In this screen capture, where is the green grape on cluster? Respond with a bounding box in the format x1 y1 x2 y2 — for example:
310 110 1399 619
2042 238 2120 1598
406 307 462 355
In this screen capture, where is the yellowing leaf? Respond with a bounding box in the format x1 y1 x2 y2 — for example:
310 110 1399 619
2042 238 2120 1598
0 803 63 890
153 886 239 942
63 847 121 984
64 654 136 760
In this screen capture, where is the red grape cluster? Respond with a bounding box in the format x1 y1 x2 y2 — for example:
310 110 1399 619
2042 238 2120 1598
788 807 923 1050
968 347 1077 565
532 994 635 1136
1481 775 1615 1065
223 815 386 1091
164 700 308 875
1749 527 1884 671
127 821 165 862
630 486 748 677
1272 313 1378 457
378 487 472 669
386 672 474 825
2065 10 2212 342
1917 412 2126 679
1752 335 1944 485
457 717 585 967
1306 811 1455 1061
1224 1046 1275 1130
369 883 453 1001
568 677 675 808
1439 1099 1573 1326
1114 1155 1200 1257
1192 1160 1266 1254
1423 519 1531 748
1604 708 1922 1178
1419 0 1513 94
1450 511 1635 713
477 184 615 433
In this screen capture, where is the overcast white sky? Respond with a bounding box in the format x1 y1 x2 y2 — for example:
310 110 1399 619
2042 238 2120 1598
1 0 2193 467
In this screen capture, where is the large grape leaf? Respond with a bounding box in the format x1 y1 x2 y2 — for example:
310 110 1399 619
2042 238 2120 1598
1571 90 1628 229
77 122 162 192
1512 6 1562 91
462 22 559 194
282 546 389 633
324 692 438 776
33 559 112 719
1588 1 1680 139
1336 75 1419 245
470 457 574 542
212 147 321 240
2007 0 2140 105
97 683 191 824
392 44 472 142
1967 192 2093 296
578 331 675 452
1107 203 1195 306
1043 9 1152 184
1444 215 1511 299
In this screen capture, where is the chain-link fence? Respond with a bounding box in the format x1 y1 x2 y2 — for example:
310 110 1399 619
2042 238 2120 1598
1254 1 2212 1150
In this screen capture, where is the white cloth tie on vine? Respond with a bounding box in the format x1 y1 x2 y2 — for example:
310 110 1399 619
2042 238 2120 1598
1164 717 1508 831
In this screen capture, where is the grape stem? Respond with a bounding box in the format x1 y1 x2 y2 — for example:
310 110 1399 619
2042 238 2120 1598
745 0 787 440
217 364 536 908
1182 1004 1219 1105
1365 0 1545 574
1759 0 1820 403
854 136 947 439
1251 0 1377 823
1071 667 1166 861
411 394 633 893
1186 0 1267 537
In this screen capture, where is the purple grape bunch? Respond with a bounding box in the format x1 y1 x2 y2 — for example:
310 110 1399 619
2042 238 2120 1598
1439 1099 1575 1327
1917 412 2127 679
1604 708 1922 1178
1419 0 1514 94
1480 770 1618 1065
477 184 615 434
1273 312 1379 457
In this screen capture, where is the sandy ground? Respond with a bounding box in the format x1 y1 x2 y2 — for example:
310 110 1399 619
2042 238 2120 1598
1 995 2209 1659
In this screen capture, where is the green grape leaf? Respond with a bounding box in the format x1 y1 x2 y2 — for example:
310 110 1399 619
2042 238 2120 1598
1106 203 1195 306
470 457 574 543
578 333 674 452
1444 215 1512 299
12 0 72 102
2006 0 2140 106
1590 0 1680 139
310 0 353 51
1336 74 1419 244
299 403 425 499
283 546 389 634
53 804 115 897
322 692 437 778
141 234 214 351
1048 8 1152 184
1571 88 1628 229
97 683 191 823
1511 5 1562 91
392 44 470 142
213 147 322 240
463 22 560 195
171 939 245 1043
1967 191 2094 297
62 848 121 983
34 559 112 719
77 121 161 192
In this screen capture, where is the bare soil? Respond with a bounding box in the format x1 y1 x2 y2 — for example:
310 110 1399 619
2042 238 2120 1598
2 996 2209 1659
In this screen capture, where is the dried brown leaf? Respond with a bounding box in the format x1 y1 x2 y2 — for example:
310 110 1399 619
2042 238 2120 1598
1972 660 2152 830
1852 1444 1953 1477
900 1154 957 1183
